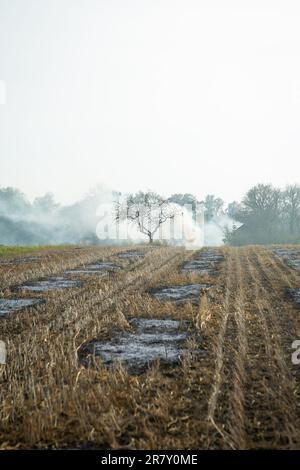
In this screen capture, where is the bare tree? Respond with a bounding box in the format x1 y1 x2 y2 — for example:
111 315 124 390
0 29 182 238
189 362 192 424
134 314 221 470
117 191 177 243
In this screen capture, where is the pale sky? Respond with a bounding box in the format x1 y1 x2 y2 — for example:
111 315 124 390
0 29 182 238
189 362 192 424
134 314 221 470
0 0 300 204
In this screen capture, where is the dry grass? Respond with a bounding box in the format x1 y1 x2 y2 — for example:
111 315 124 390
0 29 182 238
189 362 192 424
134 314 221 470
1 244 300 449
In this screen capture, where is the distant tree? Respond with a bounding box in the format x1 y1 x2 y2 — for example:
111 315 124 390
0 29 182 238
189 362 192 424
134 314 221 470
0 187 31 215
202 194 224 221
0 215 51 245
33 193 59 214
226 201 242 220
226 184 283 245
282 184 300 235
168 193 199 222
117 191 177 243
243 184 281 215
223 224 238 245
168 193 197 208
242 184 282 234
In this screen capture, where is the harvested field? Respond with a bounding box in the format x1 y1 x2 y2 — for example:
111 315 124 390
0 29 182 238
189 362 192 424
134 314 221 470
1 244 300 449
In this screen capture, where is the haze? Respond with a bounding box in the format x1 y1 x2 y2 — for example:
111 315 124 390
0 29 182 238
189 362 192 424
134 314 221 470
1 0 300 204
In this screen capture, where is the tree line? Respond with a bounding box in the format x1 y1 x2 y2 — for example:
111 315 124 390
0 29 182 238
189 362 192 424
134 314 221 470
225 183 300 245
118 184 300 245
0 184 299 245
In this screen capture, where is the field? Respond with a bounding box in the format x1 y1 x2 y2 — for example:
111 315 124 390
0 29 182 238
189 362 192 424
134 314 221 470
0 245 72 259
1 244 300 449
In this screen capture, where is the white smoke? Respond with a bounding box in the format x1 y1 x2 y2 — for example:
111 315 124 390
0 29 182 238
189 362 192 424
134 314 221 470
204 214 242 246
0 185 239 247
95 201 205 248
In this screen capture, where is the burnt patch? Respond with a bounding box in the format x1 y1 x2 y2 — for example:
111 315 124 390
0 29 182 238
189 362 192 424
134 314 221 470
148 283 211 305
181 260 216 276
273 248 300 272
182 249 224 276
288 259 300 271
286 288 300 308
65 262 121 276
273 248 300 258
0 298 45 318
12 256 43 264
116 251 144 260
79 318 204 375
19 277 83 293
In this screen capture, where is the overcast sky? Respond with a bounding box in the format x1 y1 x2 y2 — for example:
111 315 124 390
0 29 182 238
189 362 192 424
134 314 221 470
1 0 300 204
